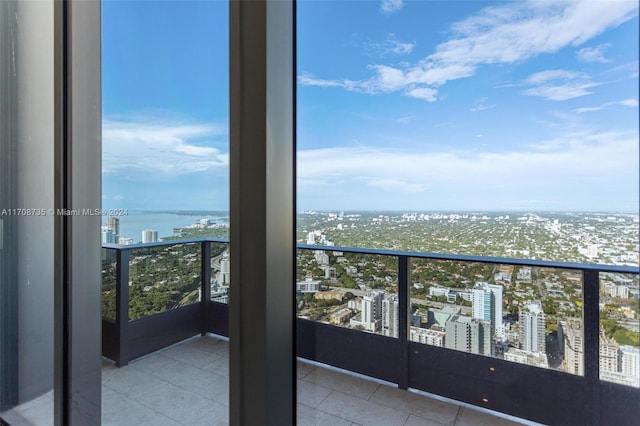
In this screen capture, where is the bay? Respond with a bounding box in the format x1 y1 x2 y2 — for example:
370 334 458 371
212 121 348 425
103 210 228 243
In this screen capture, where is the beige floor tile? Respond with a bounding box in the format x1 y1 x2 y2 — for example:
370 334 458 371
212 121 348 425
102 386 178 426
297 360 317 379
130 382 224 425
160 342 225 369
102 364 169 399
301 366 380 400
297 379 333 408
202 355 229 377
370 385 459 425
296 403 353 426
404 414 448 426
455 407 527 426
317 390 409 426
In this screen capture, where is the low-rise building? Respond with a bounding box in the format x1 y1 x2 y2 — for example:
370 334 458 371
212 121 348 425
330 308 353 325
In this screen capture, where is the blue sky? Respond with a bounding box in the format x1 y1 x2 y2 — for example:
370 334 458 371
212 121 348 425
102 0 639 212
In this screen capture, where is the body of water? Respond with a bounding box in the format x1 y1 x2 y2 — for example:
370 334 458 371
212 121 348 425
105 211 228 243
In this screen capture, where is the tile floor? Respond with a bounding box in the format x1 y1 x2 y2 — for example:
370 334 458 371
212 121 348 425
2 335 539 426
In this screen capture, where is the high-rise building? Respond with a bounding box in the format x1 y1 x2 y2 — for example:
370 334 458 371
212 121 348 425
472 282 504 340
519 300 546 354
142 229 158 244
348 290 384 333
445 315 491 356
306 232 315 245
106 216 120 243
600 339 619 374
361 290 384 326
563 319 583 375
382 294 399 338
101 227 115 244
217 251 230 286
619 346 640 381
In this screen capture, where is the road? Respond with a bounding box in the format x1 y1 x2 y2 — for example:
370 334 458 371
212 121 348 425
327 285 472 316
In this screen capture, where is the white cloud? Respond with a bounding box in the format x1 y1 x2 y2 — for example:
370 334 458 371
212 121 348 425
103 119 228 176
470 97 495 112
620 98 640 107
573 98 639 113
298 130 638 197
395 115 416 123
576 43 612 63
297 73 346 88
364 34 415 57
524 70 584 85
381 0 404 14
404 87 437 102
300 1 638 101
522 69 600 101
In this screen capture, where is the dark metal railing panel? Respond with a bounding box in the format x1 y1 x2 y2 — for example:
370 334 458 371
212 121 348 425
397 255 409 390
114 249 129 367
126 304 202 361
408 341 592 425
207 301 229 337
200 241 211 336
583 269 601 425
600 380 640 425
297 319 400 384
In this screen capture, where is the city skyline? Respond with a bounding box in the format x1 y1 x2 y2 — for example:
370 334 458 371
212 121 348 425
102 1 639 212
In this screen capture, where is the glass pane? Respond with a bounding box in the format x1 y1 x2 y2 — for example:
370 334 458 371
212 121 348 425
1 1 54 423
101 0 229 423
410 259 584 374
599 271 640 387
128 243 201 321
297 249 399 337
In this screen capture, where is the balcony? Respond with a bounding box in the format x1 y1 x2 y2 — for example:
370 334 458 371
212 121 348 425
97 238 639 425
5 334 535 426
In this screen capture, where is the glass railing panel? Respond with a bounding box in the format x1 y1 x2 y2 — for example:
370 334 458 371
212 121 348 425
128 243 201 321
297 248 399 338
101 248 118 320
409 258 585 375
210 242 230 304
599 271 639 388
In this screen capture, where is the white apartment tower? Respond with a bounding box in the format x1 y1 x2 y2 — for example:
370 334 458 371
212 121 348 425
362 290 384 323
472 282 504 340
619 346 640 380
382 294 399 338
519 300 546 354
142 229 158 244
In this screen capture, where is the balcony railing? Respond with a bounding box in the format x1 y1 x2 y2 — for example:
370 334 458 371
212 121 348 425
101 238 639 425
